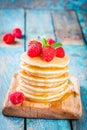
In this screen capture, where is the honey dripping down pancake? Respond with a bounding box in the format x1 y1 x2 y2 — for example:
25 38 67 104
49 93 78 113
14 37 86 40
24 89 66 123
15 39 79 103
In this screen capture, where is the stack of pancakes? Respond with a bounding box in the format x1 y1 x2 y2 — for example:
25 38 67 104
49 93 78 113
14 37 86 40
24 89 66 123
17 52 71 102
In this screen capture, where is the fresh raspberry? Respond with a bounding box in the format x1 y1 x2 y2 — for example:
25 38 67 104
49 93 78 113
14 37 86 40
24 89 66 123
27 43 42 57
42 46 55 62
12 28 22 38
47 38 55 45
28 40 42 48
8 91 25 104
56 47 65 58
3 33 15 44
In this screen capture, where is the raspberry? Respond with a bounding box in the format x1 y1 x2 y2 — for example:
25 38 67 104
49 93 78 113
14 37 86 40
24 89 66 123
27 43 42 57
28 40 42 48
3 33 15 44
56 47 65 58
42 46 55 62
9 91 25 104
47 38 55 45
12 28 22 38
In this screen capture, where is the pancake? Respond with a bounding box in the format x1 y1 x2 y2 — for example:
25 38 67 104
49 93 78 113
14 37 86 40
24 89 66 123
19 70 69 82
16 52 76 103
21 52 70 68
18 75 65 87
17 84 69 96
20 62 69 78
17 84 70 102
17 80 68 93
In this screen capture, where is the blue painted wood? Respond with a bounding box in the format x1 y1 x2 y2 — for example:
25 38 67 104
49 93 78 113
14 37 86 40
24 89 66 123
64 45 87 130
0 0 87 12
26 10 55 45
77 11 87 43
0 9 25 130
0 47 24 130
27 119 71 130
0 9 24 47
64 45 87 79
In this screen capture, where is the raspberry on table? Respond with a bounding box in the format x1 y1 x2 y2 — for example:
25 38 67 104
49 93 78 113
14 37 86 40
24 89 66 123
42 46 56 62
12 28 22 38
8 91 25 104
27 43 42 57
3 33 15 44
47 38 56 45
56 47 65 58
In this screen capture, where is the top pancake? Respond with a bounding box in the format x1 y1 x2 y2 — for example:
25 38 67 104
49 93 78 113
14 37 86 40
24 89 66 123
21 52 70 68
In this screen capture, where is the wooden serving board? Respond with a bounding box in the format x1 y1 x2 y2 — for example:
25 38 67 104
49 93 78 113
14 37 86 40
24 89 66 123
2 73 82 119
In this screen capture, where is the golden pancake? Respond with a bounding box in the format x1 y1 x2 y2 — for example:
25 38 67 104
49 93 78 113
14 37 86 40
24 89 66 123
17 84 71 102
18 75 66 87
17 84 68 97
18 80 68 93
19 70 69 82
21 52 70 68
16 52 77 103
20 62 69 78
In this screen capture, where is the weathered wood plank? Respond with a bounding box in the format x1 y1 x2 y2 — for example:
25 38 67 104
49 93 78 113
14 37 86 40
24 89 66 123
52 11 84 44
71 84 87 130
26 10 55 46
77 11 87 43
0 47 24 130
0 0 87 12
64 45 87 130
0 9 25 130
64 45 87 79
27 119 71 130
26 10 71 130
0 9 24 47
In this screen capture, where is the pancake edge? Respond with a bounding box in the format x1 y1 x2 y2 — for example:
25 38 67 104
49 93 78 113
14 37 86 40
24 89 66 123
2 73 82 119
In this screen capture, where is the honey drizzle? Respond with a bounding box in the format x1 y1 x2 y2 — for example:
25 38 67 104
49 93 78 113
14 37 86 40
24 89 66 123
50 92 73 108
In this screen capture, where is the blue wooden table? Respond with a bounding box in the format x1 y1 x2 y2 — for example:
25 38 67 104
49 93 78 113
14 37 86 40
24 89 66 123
0 9 87 130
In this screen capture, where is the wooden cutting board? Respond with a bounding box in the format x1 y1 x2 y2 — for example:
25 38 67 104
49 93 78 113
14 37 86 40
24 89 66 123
2 73 82 119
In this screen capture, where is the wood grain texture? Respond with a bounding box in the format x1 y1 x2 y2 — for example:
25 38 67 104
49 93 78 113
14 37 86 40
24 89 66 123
71 87 87 130
64 45 87 79
0 47 24 130
0 0 87 12
0 9 24 47
52 11 84 44
27 119 71 130
0 9 25 130
64 45 87 130
0 8 87 130
77 11 87 43
2 73 82 119
26 10 55 47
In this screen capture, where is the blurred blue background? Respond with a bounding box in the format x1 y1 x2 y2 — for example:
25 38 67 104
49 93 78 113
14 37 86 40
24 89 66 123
0 0 87 11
